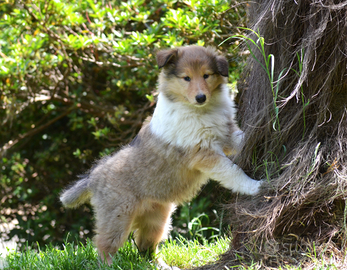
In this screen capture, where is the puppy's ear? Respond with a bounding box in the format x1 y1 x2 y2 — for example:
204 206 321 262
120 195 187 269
156 49 178 69
216 55 228 77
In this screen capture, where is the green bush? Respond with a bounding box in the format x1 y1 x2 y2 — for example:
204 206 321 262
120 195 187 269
0 0 247 247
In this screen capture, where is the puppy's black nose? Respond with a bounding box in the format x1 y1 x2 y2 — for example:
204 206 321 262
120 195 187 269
195 94 206 104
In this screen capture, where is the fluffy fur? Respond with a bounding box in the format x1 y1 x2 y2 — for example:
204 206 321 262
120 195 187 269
60 45 261 265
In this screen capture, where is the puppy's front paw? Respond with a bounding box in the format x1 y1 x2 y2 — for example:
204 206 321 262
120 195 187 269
247 179 263 195
234 177 264 195
232 130 245 151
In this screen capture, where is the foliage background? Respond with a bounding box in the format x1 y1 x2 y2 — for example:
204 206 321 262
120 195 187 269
0 0 247 247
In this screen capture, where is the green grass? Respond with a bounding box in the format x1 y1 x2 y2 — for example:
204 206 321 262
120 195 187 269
1 236 231 270
2 236 344 270
160 236 230 269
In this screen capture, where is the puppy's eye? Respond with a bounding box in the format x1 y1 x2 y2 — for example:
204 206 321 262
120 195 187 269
203 74 209 79
183 76 191 82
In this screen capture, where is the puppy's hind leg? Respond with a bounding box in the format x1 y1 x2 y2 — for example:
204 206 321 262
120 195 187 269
133 202 176 257
93 199 137 265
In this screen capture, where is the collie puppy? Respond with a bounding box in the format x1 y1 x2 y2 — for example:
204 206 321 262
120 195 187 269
60 45 261 265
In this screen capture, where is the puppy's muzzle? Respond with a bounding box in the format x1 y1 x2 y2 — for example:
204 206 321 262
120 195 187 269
195 94 206 104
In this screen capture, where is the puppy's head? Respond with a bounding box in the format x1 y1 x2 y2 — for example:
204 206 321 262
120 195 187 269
156 45 228 107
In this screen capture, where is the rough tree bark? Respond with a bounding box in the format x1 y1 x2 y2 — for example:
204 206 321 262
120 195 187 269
199 0 347 268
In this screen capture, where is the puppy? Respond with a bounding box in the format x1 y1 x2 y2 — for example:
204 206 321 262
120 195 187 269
60 45 261 265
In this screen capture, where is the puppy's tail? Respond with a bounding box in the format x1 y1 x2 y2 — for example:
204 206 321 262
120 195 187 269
60 176 92 208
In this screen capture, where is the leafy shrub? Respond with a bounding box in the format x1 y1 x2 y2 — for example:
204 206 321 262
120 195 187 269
0 0 247 246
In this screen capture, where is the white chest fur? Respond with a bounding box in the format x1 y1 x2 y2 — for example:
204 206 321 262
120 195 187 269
150 85 236 151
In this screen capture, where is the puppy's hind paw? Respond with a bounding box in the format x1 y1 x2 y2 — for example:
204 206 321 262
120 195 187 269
156 258 181 270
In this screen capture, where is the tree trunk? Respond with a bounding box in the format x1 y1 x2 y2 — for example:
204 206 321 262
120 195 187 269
201 0 347 268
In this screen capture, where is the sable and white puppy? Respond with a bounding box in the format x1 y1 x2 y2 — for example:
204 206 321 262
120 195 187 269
60 45 261 265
